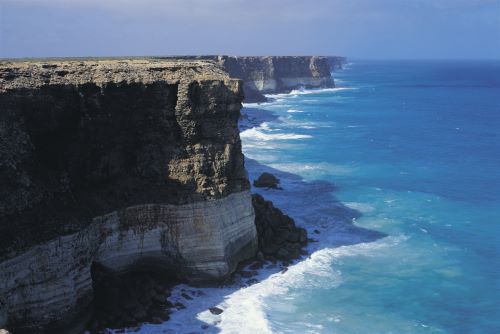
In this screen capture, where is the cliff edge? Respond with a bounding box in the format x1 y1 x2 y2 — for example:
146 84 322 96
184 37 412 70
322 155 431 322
0 59 257 332
220 56 334 102
161 56 336 102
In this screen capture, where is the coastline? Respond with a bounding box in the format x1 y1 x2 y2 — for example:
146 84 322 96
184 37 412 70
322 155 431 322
0 56 342 332
134 93 386 333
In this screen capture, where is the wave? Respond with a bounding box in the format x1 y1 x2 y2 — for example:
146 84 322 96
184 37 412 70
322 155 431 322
268 162 354 177
344 202 375 213
240 127 312 141
242 99 290 108
212 235 406 334
147 233 405 334
133 156 389 334
277 116 334 130
287 109 304 113
266 87 356 99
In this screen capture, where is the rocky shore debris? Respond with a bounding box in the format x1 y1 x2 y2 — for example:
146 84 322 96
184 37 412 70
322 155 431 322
252 194 308 261
253 172 281 189
87 269 173 332
208 307 224 315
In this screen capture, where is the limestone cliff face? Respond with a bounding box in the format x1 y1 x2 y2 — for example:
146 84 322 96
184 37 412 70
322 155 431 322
162 56 335 102
328 56 348 70
0 59 257 331
216 56 334 102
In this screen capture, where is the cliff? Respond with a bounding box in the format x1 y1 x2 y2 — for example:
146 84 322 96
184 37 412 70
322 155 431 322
0 59 257 331
328 56 348 70
160 56 335 102
220 56 334 102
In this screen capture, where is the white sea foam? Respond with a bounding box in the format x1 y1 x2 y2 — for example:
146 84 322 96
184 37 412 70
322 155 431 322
242 102 260 108
344 202 375 213
131 165 408 334
273 116 322 130
287 109 304 113
290 87 355 95
240 127 312 141
133 236 407 334
268 162 354 177
212 235 407 334
265 87 356 100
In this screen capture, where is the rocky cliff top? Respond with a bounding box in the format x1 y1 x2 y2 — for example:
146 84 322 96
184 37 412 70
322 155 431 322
0 58 247 258
149 56 336 102
0 58 233 92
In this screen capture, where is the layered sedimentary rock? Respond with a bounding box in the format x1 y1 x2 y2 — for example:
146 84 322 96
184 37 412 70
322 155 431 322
328 56 348 70
0 59 257 331
219 56 334 102
163 56 335 102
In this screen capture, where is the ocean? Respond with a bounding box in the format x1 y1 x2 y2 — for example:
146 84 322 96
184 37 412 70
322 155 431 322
138 60 500 334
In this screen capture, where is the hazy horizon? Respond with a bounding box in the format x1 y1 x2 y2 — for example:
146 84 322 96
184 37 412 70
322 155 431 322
1 0 499 60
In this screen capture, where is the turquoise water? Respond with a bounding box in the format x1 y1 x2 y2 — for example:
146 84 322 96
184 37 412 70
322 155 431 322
239 61 500 334
136 61 500 334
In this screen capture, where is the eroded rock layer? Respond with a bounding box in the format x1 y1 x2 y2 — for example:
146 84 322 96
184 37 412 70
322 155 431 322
162 56 335 102
220 56 334 101
0 59 257 331
328 56 348 70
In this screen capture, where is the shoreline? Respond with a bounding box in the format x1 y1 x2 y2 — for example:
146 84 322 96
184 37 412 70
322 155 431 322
129 98 386 333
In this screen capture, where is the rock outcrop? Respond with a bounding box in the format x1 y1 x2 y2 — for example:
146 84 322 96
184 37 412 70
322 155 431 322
219 56 334 102
252 194 307 261
0 59 257 332
160 56 336 102
253 172 280 189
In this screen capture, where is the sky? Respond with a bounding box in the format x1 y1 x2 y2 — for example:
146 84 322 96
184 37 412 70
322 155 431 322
1 0 499 59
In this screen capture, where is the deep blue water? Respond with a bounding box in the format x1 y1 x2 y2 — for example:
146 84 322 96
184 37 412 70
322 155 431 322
237 60 500 334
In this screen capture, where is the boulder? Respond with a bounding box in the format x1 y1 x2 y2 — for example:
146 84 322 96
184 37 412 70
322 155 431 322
209 307 224 315
253 172 280 189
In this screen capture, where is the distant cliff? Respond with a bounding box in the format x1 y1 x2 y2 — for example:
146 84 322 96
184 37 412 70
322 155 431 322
161 56 337 102
0 59 257 332
328 56 348 70
220 56 334 102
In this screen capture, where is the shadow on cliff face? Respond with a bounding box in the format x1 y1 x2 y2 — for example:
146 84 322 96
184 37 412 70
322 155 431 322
0 80 248 258
88 264 176 332
139 157 386 333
